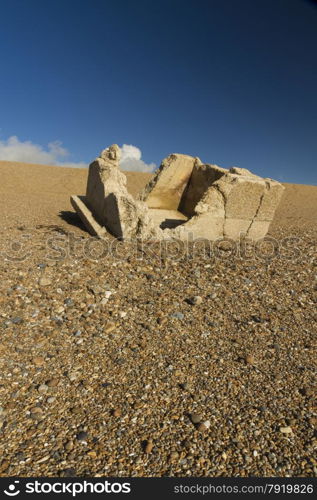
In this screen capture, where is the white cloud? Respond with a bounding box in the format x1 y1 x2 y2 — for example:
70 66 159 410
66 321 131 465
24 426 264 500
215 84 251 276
0 136 87 168
119 144 156 173
0 136 156 172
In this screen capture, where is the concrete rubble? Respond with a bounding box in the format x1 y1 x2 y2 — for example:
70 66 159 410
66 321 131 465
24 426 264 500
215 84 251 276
71 144 285 241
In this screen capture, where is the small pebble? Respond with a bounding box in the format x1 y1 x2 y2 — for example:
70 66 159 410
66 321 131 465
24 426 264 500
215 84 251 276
64 298 74 306
170 312 184 320
39 277 52 286
179 382 188 390
144 440 154 454
197 420 211 432
190 413 202 424
245 354 256 365
170 451 179 461
105 323 116 333
0 459 9 472
11 316 23 324
33 356 45 366
61 468 77 477
279 426 293 434
188 296 203 305
30 406 43 415
76 431 88 441
300 387 314 397
47 378 59 387
65 440 74 451
38 384 49 394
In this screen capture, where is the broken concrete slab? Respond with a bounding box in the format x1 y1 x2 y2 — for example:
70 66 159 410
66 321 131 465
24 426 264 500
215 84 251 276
71 144 285 242
147 209 188 230
178 169 285 240
84 144 162 240
247 219 271 240
224 218 253 240
70 195 108 239
219 174 266 221
169 211 225 241
139 154 198 210
254 180 286 221
179 163 227 217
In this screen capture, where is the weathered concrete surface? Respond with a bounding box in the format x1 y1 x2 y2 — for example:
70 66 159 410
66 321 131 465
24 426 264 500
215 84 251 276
139 154 198 210
84 145 162 240
179 163 227 216
71 144 285 242
85 144 125 231
171 169 284 241
148 209 188 229
70 195 108 239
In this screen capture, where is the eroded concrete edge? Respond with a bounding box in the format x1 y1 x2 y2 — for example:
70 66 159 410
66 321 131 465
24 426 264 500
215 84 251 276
70 195 108 239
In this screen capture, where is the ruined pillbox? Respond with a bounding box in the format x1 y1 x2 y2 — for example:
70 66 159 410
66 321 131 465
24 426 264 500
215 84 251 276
71 144 285 241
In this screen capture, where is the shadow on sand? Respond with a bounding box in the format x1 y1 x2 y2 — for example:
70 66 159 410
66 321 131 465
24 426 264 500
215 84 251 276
58 210 87 233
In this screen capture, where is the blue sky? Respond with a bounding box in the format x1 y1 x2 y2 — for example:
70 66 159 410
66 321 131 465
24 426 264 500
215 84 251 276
0 0 316 183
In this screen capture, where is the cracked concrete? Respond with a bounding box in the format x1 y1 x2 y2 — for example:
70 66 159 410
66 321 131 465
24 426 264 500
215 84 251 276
83 144 162 240
244 188 267 237
71 145 285 241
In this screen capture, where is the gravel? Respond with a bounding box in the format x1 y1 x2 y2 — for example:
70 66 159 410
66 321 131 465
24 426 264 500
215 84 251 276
0 222 316 478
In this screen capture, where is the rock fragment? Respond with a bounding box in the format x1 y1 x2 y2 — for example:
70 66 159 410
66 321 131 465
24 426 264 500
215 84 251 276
279 426 293 435
187 296 203 305
197 420 211 432
245 354 256 365
144 440 154 454
190 413 202 424
39 277 52 286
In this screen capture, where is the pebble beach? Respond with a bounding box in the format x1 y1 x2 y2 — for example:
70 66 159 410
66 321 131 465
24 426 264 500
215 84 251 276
0 161 316 477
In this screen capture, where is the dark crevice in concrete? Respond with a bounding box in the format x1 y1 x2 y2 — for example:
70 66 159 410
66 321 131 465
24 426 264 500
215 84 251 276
213 183 227 237
245 187 267 237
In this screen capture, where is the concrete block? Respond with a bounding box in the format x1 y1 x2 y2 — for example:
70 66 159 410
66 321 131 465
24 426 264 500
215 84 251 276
140 154 196 210
71 144 285 242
